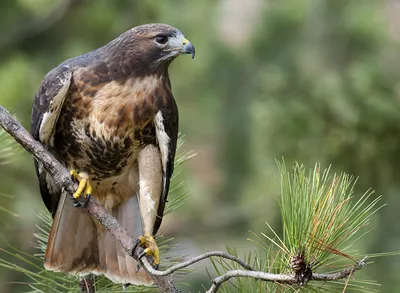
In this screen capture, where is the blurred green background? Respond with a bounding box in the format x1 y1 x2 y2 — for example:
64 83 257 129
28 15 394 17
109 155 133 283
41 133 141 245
0 0 400 292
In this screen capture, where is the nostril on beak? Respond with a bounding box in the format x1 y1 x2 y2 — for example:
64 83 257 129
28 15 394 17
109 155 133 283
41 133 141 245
182 37 189 46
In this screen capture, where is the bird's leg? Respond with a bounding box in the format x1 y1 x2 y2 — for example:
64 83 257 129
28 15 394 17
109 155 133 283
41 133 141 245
136 145 163 268
70 170 92 207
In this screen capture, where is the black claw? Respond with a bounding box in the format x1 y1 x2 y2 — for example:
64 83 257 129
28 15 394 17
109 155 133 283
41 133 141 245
133 238 142 259
82 194 91 208
73 199 82 207
136 262 141 273
138 250 147 260
71 194 91 208
133 238 140 252
122 283 131 290
154 263 159 270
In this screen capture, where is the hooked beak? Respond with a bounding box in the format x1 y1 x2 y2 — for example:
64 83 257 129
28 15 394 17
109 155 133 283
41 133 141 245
180 37 195 59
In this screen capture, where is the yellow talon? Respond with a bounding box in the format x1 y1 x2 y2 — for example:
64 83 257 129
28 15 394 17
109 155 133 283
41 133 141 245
70 169 79 179
85 182 92 196
138 235 147 246
138 233 160 266
70 169 92 200
73 177 87 199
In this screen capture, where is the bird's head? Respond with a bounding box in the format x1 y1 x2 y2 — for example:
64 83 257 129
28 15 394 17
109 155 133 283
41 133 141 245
112 23 195 75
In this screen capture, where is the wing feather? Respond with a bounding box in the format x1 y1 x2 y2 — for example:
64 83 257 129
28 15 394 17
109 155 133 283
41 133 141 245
31 65 72 216
153 100 178 235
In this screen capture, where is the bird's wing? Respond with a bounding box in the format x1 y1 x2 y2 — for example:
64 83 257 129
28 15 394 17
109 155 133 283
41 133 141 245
153 100 179 234
31 65 72 216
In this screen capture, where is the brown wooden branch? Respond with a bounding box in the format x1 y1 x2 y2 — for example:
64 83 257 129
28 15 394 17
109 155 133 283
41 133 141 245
0 107 254 292
206 256 369 293
143 251 254 276
0 106 179 292
0 105 370 293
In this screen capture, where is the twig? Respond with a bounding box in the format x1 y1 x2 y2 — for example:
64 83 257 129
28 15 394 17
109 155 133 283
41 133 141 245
80 274 95 293
145 251 254 276
311 256 368 281
206 256 368 293
0 106 371 293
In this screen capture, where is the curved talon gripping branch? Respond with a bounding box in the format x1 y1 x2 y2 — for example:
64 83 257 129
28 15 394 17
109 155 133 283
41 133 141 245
137 233 160 268
70 170 92 207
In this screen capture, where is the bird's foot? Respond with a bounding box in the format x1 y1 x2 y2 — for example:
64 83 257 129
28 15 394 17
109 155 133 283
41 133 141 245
70 170 92 207
134 233 160 268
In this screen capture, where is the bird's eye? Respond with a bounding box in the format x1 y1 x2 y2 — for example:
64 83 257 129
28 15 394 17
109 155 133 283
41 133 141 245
155 36 168 45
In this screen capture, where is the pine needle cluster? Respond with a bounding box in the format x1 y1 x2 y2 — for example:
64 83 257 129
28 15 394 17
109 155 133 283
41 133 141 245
211 162 384 293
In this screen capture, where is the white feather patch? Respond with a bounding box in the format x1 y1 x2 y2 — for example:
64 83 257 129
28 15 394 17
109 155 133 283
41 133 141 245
138 179 157 234
137 145 163 235
154 111 170 172
139 180 156 214
39 70 71 146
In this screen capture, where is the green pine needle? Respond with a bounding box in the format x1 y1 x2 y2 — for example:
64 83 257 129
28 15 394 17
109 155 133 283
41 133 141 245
277 161 384 273
0 128 22 165
165 134 195 215
211 161 385 293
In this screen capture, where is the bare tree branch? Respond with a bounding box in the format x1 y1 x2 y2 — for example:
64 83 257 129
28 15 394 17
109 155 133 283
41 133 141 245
144 251 254 276
0 105 370 293
0 106 179 292
206 256 369 293
311 256 368 281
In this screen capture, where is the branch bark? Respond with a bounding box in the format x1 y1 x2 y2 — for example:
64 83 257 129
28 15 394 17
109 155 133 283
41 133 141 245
205 256 368 293
0 106 369 293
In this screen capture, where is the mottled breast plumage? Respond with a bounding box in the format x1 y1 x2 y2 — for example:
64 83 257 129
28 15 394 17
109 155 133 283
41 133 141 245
54 67 172 180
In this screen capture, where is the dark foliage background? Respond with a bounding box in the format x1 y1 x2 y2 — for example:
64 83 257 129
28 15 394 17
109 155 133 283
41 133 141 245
0 0 399 292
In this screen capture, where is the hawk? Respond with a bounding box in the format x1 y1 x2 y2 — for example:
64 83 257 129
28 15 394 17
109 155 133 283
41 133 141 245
30 23 194 285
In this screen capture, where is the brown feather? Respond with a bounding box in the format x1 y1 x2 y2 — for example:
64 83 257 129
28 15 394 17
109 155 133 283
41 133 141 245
99 196 152 284
44 191 99 274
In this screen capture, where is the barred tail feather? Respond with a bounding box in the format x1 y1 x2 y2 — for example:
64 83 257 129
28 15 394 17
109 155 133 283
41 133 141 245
98 195 152 285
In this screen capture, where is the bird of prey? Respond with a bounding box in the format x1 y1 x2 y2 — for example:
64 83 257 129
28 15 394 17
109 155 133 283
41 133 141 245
30 23 195 285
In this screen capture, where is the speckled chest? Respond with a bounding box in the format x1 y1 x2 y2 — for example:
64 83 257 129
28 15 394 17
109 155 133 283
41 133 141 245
54 71 171 180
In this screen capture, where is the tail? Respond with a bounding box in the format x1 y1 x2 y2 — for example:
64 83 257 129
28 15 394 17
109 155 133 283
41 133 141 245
44 192 152 285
